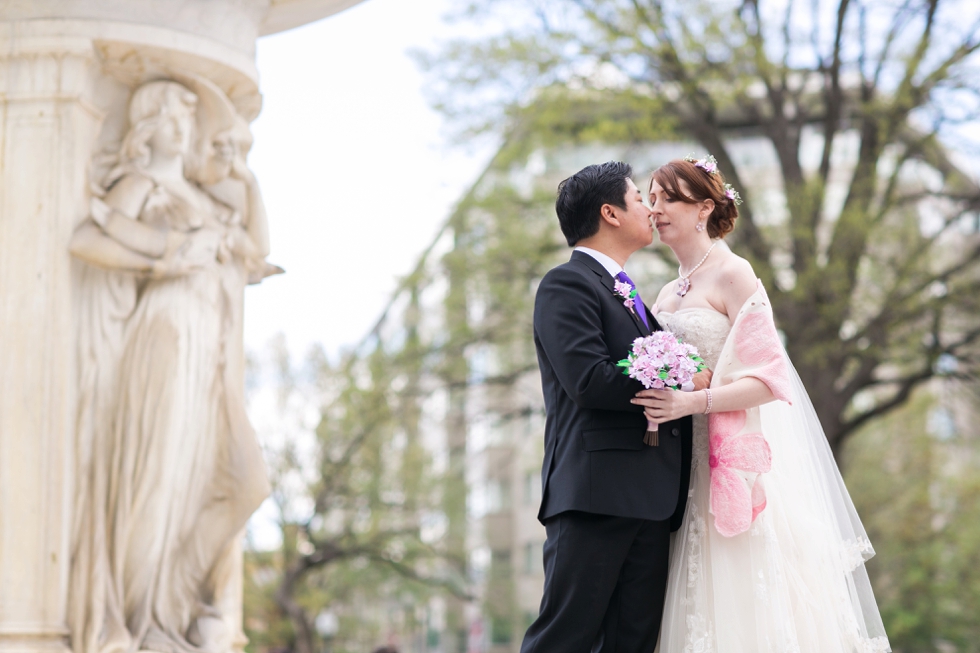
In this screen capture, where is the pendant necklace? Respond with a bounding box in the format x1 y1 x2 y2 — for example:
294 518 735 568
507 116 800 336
676 242 717 297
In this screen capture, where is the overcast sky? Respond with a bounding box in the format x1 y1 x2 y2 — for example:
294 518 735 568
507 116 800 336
243 0 492 362
243 0 498 549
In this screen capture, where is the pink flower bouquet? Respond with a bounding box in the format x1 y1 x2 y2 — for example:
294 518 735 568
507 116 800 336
617 331 705 445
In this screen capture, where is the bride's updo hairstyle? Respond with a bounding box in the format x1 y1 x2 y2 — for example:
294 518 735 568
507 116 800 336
650 157 739 239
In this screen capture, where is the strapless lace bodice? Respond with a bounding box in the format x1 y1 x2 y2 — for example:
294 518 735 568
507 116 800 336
657 308 732 475
656 308 731 370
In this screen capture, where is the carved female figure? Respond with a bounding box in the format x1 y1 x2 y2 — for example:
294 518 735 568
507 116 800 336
69 79 271 653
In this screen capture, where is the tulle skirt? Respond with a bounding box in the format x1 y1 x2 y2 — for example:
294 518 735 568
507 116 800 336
656 367 890 653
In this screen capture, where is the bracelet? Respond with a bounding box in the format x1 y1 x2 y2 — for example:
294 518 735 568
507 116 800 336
703 389 712 415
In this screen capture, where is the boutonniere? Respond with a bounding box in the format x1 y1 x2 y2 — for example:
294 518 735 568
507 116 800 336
613 279 638 312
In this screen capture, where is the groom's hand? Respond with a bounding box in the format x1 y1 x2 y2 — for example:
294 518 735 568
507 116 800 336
632 388 702 422
692 368 713 391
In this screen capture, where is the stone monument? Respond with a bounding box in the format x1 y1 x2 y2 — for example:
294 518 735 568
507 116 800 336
0 2 362 653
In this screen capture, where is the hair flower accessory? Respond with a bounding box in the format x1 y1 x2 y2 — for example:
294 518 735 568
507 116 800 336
613 279 637 311
724 183 743 206
684 153 719 175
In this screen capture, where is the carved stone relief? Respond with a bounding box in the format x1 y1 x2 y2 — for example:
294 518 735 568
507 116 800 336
67 68 278 653
0 5 362 653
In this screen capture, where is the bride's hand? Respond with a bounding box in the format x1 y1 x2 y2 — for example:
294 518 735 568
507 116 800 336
631 388 706 422
692 368 713 391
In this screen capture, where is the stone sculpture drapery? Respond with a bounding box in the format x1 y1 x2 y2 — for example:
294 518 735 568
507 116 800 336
67 75 276 653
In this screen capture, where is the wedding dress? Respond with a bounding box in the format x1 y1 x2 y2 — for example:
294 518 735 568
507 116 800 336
655 298 890 653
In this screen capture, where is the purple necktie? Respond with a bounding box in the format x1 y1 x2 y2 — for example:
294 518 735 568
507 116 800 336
616 271 649 329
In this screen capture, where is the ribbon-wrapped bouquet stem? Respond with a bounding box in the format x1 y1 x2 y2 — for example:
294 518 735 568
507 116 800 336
617 331 705 445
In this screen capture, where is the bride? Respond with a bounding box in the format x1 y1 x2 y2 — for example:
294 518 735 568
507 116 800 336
632 156 890 652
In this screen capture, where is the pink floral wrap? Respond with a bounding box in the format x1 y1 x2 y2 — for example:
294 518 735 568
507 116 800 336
708 281 793 537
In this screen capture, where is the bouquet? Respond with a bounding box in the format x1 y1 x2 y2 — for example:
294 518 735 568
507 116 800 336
617 331 705 445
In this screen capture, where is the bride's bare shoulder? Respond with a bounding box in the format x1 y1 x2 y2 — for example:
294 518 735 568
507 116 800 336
717 250 755 281
715 250 758 315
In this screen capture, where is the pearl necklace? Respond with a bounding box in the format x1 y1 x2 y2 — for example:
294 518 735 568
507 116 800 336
675 242 717 297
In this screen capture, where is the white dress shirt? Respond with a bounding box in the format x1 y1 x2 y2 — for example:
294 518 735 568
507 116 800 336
574 246 623 278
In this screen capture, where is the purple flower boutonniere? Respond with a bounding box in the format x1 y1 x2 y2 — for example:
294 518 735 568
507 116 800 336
613 279 638 312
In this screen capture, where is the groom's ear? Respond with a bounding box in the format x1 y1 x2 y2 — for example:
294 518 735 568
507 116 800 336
599 203 621 228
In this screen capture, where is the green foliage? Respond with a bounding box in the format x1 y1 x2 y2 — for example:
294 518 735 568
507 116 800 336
242 336 459 653
493 87 681 167
845 385 980 652
244 550 294 653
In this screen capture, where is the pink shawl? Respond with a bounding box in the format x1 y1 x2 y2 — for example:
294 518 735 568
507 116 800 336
708 281 793 537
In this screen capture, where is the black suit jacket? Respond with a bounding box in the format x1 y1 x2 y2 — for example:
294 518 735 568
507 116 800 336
534 251 693 527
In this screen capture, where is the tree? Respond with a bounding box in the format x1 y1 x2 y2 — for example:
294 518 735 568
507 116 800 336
843 379 980 651
418 0 980 456
243 335 467 653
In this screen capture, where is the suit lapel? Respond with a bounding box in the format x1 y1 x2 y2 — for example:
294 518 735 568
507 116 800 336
572 250 614 291
571 251 651 337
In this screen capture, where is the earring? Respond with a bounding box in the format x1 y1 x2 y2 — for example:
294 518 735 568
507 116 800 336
696 222 704 232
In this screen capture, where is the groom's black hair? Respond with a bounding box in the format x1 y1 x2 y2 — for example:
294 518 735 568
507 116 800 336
555 161 633 246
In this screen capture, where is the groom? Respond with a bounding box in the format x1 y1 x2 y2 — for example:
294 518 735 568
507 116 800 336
521 162 706 653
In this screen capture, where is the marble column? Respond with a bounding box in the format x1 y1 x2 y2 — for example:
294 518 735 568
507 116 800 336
0 35 100 653
0 2 363 653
